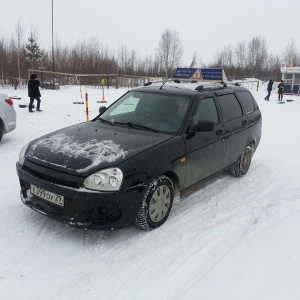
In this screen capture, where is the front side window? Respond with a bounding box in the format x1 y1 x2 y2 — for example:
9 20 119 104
192 97 219 125
218 94 243 122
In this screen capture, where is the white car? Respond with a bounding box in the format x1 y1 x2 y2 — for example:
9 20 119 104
0 93 16 142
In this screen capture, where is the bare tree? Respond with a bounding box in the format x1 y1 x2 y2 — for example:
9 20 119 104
223 45 234 66
265 54 281 79
156 29 183 78
189 52 197 68
247 36 268 77
7 37 18 77
235 40 247 69
283 39 299 66
1 26 299 85
15 19 24 80
211 45 233 67
0 35 6 78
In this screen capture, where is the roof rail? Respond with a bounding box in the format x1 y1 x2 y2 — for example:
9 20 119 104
143 79 241 90
143 79 181 89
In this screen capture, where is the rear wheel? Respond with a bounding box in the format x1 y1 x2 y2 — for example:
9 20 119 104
136 175 174 231
229 145 253 177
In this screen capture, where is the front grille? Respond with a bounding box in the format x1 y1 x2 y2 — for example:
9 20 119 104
23 165 79 188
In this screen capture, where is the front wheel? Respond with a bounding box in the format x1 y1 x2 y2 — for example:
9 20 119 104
136 175 174 231
229 145 253 177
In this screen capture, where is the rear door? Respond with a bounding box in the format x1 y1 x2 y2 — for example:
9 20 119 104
235 90 262 149
216 91 250 168
184 94 225 188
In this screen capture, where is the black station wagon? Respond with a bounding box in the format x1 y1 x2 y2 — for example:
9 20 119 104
16 81 262 230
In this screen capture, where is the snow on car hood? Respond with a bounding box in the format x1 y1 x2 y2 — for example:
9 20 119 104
30 133 128 172
25 122 172 175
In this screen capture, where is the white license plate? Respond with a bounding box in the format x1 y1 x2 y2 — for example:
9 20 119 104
30 185 64 207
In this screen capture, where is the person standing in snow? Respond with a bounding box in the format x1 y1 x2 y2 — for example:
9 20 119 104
278 80 285 101
28 73 42 112
264 79 273 101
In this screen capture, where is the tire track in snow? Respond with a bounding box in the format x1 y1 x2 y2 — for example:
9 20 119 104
115 166 298 300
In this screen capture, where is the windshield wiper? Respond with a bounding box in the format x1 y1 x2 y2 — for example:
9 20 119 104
127 122 159 132
98 119 158 132
111 121 158 132
98 118 115 126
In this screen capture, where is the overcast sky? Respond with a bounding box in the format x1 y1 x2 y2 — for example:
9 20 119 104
1 0 300 66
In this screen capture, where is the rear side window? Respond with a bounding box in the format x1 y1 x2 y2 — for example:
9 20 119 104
235 91 255 114
218 94 243 122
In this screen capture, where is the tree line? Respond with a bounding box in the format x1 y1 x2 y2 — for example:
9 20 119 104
0 23 299 85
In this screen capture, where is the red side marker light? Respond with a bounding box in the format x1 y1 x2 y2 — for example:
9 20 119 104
5 98 14 107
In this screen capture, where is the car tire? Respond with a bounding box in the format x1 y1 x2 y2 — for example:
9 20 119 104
136 175 174 231
229 145 253 177
0 123 3 142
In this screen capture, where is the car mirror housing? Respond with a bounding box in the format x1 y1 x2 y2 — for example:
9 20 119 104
99 106 106 115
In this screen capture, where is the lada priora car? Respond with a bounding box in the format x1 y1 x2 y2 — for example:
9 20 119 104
16 81 262 230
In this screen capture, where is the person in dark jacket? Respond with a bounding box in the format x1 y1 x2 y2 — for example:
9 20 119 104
28 73 42 112
278 80 285 101
264 79 273 101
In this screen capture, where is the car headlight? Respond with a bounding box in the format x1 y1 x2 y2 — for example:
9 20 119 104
18 143 29 166
84 168 123 191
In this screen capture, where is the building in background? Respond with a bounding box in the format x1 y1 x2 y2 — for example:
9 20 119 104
280 61 300 94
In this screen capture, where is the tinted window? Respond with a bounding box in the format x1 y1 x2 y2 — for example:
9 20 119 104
235 91 255 114
218 94 243 122
99 91 192 134
192 97 219 124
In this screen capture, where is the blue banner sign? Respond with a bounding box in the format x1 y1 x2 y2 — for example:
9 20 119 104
173 68 224 81
200 68 223 80
172 68 197 79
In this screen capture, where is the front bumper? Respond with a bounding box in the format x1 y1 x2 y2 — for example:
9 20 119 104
16 163 145 230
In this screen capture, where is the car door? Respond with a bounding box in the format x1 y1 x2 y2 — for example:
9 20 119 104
235 90 262 148
183 94 226 188
216 91 250 168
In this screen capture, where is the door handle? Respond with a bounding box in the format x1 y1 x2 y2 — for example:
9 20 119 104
216 129 224 136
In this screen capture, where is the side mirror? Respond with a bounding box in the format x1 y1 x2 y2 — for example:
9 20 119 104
192 120 215 132
99 106 106 115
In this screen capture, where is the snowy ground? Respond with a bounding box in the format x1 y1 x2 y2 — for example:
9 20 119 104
0 82 300 300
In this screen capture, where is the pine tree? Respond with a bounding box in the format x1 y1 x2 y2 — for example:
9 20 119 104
22 35 45 70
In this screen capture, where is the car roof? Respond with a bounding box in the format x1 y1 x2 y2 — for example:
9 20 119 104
134 81 248 97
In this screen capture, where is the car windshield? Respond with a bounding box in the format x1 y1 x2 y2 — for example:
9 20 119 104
95 91 192 134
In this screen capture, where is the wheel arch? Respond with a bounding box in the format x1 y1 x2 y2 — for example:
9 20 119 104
248 140 256 154
162 171 181 203
0 118 5 132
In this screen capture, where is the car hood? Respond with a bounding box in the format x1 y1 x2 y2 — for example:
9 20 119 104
25 122 173 176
